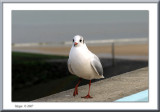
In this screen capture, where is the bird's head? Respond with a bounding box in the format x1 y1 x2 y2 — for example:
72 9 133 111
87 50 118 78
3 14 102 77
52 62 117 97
72 35 85 47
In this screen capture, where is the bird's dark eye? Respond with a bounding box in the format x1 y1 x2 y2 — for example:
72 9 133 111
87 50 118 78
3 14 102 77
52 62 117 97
80 40 82 42
73 39 74 42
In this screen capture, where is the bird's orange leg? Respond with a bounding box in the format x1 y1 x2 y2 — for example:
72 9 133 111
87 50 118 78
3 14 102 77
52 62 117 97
73 78 82 96
81 80 93 98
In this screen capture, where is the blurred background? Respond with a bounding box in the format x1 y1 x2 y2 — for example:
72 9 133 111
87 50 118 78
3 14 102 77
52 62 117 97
12 10 148 101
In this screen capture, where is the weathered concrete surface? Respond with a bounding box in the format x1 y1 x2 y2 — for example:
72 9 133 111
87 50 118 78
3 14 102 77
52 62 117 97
33 67 148 102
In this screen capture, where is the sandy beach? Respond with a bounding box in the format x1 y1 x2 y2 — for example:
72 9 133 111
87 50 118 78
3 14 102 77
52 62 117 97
12 43 148 56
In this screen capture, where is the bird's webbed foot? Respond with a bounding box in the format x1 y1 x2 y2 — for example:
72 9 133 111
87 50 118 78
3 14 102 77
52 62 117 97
81 94 93 99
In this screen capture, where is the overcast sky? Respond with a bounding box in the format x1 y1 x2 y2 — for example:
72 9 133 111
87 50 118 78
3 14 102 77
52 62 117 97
12 10 149 43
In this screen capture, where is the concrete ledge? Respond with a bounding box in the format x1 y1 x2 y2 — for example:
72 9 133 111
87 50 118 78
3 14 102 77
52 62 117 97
33 67 148 102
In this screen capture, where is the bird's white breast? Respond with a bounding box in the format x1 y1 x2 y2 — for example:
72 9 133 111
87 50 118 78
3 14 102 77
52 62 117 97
69 47 97 80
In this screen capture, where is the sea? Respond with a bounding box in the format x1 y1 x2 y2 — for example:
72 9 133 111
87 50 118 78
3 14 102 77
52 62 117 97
12 22 148 44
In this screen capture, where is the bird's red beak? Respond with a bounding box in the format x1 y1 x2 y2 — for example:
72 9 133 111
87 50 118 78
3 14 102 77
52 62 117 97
74 42 78 46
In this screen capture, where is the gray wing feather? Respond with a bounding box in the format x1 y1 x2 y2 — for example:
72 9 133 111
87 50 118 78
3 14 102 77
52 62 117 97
90 55 103 76
67 59 74 74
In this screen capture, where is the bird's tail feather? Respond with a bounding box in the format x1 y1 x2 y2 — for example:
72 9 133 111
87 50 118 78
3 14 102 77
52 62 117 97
101 75 105 78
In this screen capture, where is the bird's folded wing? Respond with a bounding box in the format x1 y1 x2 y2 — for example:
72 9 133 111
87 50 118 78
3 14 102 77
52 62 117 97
90 55 103 76
67 59 74 74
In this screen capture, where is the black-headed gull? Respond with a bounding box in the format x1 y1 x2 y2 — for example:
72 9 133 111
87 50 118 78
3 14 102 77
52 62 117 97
68 35 104 98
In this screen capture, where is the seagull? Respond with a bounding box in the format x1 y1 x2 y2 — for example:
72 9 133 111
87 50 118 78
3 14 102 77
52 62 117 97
68 35 104 98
